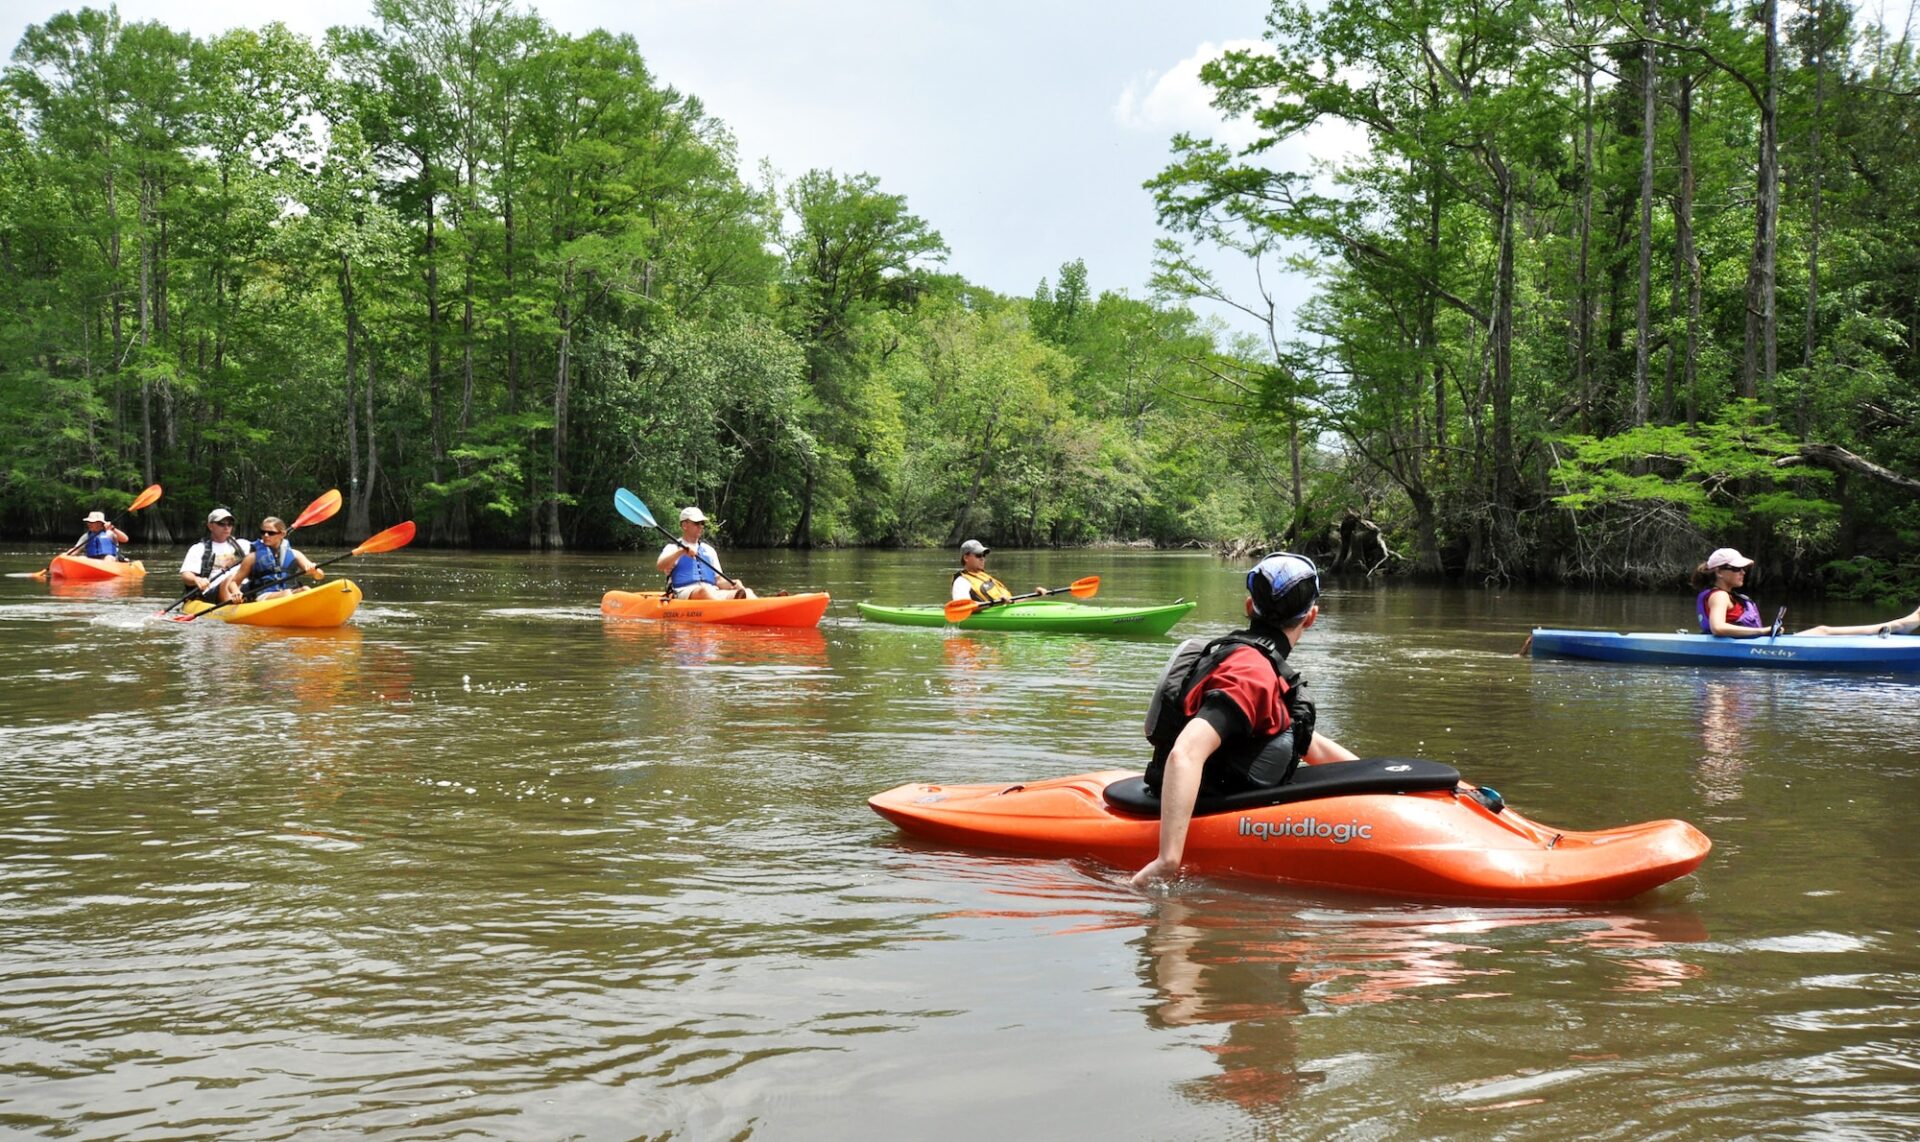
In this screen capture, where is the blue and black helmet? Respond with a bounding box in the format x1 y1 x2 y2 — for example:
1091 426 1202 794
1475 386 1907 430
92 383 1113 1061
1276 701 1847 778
1247 552 1321 625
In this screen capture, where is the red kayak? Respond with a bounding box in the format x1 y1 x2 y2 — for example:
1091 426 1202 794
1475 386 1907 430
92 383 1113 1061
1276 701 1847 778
871 758 1711 903
48 554 147 581
600 590 830 628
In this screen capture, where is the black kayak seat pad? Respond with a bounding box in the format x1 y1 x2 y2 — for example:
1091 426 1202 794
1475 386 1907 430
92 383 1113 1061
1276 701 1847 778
1103 757 1463 818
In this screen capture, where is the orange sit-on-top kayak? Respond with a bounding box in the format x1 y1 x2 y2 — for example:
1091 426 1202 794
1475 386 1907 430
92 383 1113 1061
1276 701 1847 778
870 758 1711 904
49 554 147 581
600 590 830 628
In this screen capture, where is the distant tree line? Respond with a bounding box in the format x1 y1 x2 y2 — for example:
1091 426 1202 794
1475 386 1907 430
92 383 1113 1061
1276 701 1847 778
5 0 1917 602
0 2 1280 552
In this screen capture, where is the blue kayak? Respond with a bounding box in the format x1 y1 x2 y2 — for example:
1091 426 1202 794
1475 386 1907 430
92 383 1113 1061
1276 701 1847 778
1529 628 1920 672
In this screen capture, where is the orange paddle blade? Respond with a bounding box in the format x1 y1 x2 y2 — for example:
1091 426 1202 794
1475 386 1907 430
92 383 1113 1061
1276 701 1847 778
128 483 163 512
1067 575 1100 598
352 520 416 556
944 598 980 622
291 488 344 532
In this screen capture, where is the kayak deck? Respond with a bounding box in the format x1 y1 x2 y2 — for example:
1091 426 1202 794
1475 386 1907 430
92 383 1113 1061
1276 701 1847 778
871 761 1710 903
857 598 1195 636
600 590 831 627
181 580 363 628
1530 627 1920 671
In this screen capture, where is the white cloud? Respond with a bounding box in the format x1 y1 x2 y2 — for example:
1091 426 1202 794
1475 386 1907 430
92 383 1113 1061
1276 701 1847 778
1113 39 1272 151
1115 39 1373 175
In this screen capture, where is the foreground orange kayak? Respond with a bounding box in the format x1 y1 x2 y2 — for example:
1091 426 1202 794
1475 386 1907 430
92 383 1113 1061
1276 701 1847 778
870 759 1711 903
600 590 830 627
49 554 146 581
181 580 363 628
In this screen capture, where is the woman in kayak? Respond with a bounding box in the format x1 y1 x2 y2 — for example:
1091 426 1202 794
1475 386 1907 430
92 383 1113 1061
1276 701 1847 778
1131 552 1360 891
231 516 322 598
655 506 755 600
950 539 1050 603
1694 546 1920 637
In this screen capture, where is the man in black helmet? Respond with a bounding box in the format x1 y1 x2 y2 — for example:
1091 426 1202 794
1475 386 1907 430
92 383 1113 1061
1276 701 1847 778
1131 552 1359 889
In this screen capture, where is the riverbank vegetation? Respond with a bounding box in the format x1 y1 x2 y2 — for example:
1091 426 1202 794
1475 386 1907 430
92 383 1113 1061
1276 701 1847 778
2 1 1915 596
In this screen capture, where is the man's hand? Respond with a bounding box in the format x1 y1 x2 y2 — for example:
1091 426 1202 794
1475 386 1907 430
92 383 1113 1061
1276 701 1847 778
1130 857 1181 891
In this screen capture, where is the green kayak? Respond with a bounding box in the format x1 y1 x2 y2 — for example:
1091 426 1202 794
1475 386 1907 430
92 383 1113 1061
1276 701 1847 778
856 598 1196 636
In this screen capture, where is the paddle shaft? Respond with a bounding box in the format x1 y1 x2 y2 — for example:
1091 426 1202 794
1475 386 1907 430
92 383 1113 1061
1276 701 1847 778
651 525 741 589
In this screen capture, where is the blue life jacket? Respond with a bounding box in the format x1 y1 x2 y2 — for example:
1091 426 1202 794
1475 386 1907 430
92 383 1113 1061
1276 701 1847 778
83 529 118 558
667 542 719 590
1697 587 1760 634
250 541 302 596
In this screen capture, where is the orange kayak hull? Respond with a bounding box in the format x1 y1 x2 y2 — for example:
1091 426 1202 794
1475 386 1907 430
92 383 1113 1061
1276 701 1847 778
870 766 1711 904
600 590 830 628
49 554 146 581
182 580 362 628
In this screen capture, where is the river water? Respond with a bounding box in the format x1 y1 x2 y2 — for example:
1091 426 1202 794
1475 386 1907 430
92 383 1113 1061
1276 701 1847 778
2 546 1917 1139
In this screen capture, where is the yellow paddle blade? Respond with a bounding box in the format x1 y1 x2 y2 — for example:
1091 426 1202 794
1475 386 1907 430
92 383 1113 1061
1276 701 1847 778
290 488 344 532
351 520 415 556
128 484 163 512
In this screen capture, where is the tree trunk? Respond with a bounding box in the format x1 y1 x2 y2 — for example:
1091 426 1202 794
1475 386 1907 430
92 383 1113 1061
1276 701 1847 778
342 253 371 542
1799 1 1826 438
1676 70 1701 427
1740 0 1780 401
545 271 571 551
1633 29 1657 427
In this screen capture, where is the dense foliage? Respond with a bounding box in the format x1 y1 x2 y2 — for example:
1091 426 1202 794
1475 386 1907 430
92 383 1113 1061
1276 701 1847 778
4 0 1916 597
1153 0 1920 592
0 3 1270 552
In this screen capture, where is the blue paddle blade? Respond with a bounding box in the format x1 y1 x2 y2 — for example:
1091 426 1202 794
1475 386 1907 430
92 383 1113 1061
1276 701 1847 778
614 487 656 529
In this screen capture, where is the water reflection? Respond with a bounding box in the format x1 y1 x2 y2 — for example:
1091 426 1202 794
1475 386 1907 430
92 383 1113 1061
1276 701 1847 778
1695 677 1754 803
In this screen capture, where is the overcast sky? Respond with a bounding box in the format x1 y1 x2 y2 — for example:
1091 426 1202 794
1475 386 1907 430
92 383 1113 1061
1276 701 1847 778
4 0 1346 334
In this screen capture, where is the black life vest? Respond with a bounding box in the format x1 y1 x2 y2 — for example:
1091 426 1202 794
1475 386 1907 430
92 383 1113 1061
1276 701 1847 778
1143 628 1314 794
198 536 249 579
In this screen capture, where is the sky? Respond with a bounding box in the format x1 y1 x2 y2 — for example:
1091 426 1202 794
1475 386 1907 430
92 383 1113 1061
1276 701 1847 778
2 0 1353 335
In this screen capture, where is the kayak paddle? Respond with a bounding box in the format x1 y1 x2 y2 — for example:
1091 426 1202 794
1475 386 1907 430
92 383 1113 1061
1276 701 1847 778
1770 606 1787 638
163 489 347 621
944 575 1100 622
170 519 413 623
614 487 744 592
31 483 164 580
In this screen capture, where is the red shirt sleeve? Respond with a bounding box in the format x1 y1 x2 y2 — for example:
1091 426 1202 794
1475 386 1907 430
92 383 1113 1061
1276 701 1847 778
1181 646 1293 738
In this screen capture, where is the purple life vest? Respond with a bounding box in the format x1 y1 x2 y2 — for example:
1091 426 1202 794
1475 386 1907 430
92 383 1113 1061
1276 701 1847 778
1697 588 1760 634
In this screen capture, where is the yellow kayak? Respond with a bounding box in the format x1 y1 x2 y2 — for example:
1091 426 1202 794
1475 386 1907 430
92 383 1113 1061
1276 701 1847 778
183 579 363 628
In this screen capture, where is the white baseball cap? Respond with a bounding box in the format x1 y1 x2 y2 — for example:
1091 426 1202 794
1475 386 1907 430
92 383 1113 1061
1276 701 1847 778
1705 547 1754 570
679 506 708 523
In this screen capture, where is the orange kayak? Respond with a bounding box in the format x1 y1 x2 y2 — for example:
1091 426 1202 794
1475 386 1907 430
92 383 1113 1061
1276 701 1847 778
49 554 146 581
600 590 830 628
870 759 1711 903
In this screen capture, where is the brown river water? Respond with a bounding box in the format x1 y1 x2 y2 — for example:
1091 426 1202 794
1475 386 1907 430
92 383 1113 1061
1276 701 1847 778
2 546 1918 1139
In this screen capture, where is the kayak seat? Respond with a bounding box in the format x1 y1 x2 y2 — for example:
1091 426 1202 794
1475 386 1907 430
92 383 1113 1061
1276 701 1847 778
1103 757 1463 818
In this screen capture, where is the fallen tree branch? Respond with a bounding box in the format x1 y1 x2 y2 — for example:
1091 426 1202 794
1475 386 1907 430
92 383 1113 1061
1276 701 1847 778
1774 442 1920 496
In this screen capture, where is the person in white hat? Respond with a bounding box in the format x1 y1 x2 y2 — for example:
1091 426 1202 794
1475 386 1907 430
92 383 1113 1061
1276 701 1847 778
75 510 129 559
654 506 755 600
1692 546 1920 637
179 507 251 603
